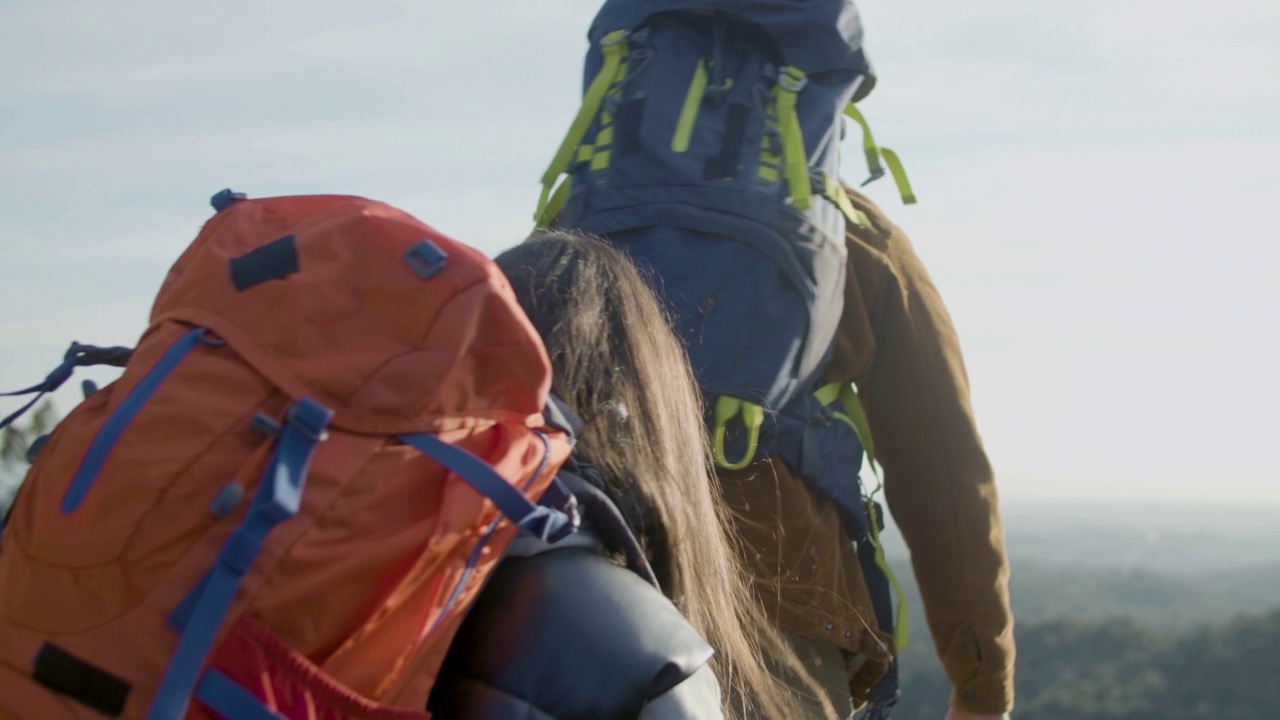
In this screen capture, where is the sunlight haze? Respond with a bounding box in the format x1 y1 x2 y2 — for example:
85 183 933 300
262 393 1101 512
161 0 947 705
2 0 1277 506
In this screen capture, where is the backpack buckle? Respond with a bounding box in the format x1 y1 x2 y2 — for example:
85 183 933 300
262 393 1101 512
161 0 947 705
599 29 629 47
535 477 582 543
286 399 332 443
777 66 807 93
546 494 581 543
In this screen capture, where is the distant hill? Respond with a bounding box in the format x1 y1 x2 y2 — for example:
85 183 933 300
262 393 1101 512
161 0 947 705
878 498 1280 719
881 497 1280 573
890 557 1280 632
893 608 1280 720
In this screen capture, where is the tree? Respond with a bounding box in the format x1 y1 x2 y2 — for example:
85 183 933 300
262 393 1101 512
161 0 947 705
0 399 59 513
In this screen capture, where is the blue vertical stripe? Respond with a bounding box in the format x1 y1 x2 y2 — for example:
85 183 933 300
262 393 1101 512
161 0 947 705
61 328 208 514
148 399 332 720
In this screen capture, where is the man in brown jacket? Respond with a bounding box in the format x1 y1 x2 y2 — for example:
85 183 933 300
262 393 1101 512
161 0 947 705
721 187 1016 719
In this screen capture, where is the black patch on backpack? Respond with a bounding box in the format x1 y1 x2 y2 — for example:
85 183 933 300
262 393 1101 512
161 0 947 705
617 97 648 156
33 643 131 717
230 234 299 291
703 103 752 180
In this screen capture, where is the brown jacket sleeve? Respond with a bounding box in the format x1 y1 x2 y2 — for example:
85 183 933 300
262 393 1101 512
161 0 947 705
824 189 1016 714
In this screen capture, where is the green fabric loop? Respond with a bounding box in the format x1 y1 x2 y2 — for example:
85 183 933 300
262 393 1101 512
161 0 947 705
713 396 764 470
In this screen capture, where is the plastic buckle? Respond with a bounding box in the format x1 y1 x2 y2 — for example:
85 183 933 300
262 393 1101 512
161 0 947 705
860 168 887 187
600 29 629 47
538 496 581 543
550 492 581 542
777 68 808 93
210 188 248 213
286 399 332 443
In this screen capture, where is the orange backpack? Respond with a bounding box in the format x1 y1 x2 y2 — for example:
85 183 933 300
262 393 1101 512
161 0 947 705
0 190 577 719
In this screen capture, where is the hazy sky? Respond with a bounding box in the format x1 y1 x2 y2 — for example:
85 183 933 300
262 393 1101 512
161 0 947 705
2 0 1277 505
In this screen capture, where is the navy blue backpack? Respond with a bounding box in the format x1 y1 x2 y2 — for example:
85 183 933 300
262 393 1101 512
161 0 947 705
535 2 914 714
537 0 912 472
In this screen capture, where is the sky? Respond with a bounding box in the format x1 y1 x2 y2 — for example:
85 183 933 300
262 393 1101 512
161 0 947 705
2 0 1278 506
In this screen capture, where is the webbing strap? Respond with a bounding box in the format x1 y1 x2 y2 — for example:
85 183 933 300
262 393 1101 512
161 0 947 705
816 381 875 464
534 177 572 231
818 382 908 649
823 174 871 230
844 104 884 182
878 147 917 206
0 343 134 430
844 104 917 205
62 329 204 514
837 382 877 470
814 381 842 407
672 58 709 153
866 496 909 650
858 513 903 713
775 66 813 210
0 393 51 434
398 432 576 542
536 29 630 222
193 669 284 720
147 399 332 720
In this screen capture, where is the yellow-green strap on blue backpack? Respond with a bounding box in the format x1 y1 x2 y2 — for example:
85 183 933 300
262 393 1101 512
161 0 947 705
817 381 910 649
774 66 814 211
843 104 917 206
672 58 710 153
535 30 631 228
822 173 871 231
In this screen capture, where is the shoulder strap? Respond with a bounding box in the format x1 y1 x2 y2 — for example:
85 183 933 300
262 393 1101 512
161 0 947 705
400 432 578 543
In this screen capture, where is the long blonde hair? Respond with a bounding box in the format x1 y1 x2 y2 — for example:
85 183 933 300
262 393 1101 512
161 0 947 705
496 232 833 720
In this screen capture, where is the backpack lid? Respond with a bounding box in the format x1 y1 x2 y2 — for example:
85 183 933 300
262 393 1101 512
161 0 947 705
150 194 554 435
589 0 876 97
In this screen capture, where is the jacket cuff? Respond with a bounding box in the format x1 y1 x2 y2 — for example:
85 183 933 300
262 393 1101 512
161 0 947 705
950 671 1014 715
941 625 1015 714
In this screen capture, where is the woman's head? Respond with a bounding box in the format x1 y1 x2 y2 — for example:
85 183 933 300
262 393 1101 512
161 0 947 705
495 232 831 720
496 231 701 590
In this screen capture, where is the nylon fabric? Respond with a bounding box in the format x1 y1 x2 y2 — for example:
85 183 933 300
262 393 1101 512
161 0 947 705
551 5 860 419
0 192 574 719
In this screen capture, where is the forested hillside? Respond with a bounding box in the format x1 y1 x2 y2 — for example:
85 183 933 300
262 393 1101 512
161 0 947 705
893 608 1280 720
883 503 1280 720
